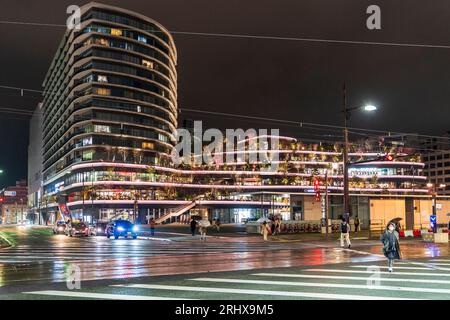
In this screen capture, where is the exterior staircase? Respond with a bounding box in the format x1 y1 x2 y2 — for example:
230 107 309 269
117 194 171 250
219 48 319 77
155 201 197 224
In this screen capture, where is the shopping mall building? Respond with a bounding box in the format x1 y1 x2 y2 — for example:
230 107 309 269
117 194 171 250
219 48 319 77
37 2 450 231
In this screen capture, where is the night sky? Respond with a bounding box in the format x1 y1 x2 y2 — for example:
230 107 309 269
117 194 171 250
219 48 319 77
0 0 449 188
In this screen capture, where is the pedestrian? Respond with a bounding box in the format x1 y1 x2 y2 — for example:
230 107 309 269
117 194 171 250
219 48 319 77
199 225 207 241
340 218 351 248
270 219 276 235
190 218 197 236
276 218 281 235
381 222 401 273
150 218 156 236
354 216 360 233
261 221 271 241
216 218 221 232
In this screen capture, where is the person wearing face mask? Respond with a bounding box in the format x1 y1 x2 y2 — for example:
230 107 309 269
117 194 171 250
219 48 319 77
381 222 401 273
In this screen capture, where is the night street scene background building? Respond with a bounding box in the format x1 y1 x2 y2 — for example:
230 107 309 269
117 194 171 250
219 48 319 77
1 0 450 305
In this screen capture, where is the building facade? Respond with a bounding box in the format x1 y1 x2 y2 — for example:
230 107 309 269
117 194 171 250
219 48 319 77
422 132 450 195
28 104 44 224
42 2 177 223
1 180 28 224
36 2 446 231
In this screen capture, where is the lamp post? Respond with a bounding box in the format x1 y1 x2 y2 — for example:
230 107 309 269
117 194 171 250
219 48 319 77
341 84 377 224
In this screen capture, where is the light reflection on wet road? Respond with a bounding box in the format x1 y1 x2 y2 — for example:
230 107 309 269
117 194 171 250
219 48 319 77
0 226 448 289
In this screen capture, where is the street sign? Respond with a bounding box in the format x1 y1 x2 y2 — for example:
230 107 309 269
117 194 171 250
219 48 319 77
430 215 437 233
4 191 16 197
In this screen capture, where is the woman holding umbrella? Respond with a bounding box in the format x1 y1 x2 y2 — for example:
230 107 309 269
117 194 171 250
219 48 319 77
381 222 402 273
198 219 211 241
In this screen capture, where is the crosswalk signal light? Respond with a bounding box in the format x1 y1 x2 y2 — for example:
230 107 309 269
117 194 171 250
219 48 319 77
385 154 394 161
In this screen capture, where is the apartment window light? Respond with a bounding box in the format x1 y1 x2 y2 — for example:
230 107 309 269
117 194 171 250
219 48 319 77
111 28 123 36
97 75 108 83
142 142 154 149
142 59 154 69
95 88 111 96
94 125 110 133
137 105 142 113
138 35 147 43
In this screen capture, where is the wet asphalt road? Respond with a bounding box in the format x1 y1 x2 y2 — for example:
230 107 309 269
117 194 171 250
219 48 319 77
1 225 449 299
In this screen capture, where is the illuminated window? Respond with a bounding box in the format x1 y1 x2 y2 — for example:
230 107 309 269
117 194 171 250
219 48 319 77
82 137 93 146
95 88 111 96
142 59 154 69
82 151 93 161
158 134 168 142
138 35 147 43
94 125 110 133
137 105 142 113
142 142 155 149
97 75 108 83
111 28 123 36
98 38 109 46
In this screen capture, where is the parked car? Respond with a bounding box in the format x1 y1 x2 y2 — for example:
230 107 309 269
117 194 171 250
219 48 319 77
65 221 90 237
53 221 67 234
106 220 138 239
91 221 109 236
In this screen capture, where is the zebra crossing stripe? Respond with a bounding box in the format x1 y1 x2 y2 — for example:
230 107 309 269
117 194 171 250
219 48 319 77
430 259 450 262
252 273 450 285
111 284 418 300
189 277 450 295
351 265 450 271
305 268 450 277
23 290 194 300
397 262 450 267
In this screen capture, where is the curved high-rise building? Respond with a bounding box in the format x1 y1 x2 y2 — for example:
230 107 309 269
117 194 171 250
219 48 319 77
42 2 177 222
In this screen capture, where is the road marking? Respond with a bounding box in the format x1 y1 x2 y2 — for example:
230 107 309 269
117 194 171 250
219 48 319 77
112 284 418 300
430 259 450 262
189 277 450 295
305 268 450 277
351 265 450 271
333 248 385 257
397 262 450 266
23 290 193 300
253 273 450 285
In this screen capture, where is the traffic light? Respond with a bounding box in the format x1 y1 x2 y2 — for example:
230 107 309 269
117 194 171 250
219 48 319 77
0 197 3 203
314 178 321 201
385 154 394 161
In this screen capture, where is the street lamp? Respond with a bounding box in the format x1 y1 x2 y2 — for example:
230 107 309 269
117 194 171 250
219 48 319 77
342 84 377 224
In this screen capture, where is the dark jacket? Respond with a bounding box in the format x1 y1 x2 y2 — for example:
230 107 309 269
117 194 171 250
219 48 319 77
380 230 401 260
190 220 197 230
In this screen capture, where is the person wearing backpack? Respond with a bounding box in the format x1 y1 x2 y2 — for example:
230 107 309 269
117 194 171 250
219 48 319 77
340 218 351 248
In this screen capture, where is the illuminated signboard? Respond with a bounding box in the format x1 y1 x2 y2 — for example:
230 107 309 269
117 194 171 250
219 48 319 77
4 191 16 197
348 168 390 177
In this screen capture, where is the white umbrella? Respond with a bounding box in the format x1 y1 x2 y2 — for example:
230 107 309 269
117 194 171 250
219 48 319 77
257 217 271 223
198 220 211 227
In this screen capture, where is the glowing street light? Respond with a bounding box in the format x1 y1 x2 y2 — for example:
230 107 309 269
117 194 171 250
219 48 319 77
363 105 377 112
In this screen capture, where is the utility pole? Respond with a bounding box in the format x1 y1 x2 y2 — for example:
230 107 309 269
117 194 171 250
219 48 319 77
342 83 350 223
325 170 329 238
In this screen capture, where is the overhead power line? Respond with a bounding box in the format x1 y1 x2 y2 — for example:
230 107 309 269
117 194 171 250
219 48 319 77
0 20 449 50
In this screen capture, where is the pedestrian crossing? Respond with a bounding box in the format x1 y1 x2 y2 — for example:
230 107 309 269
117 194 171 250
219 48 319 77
20 258 450 300
0 240 329 265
